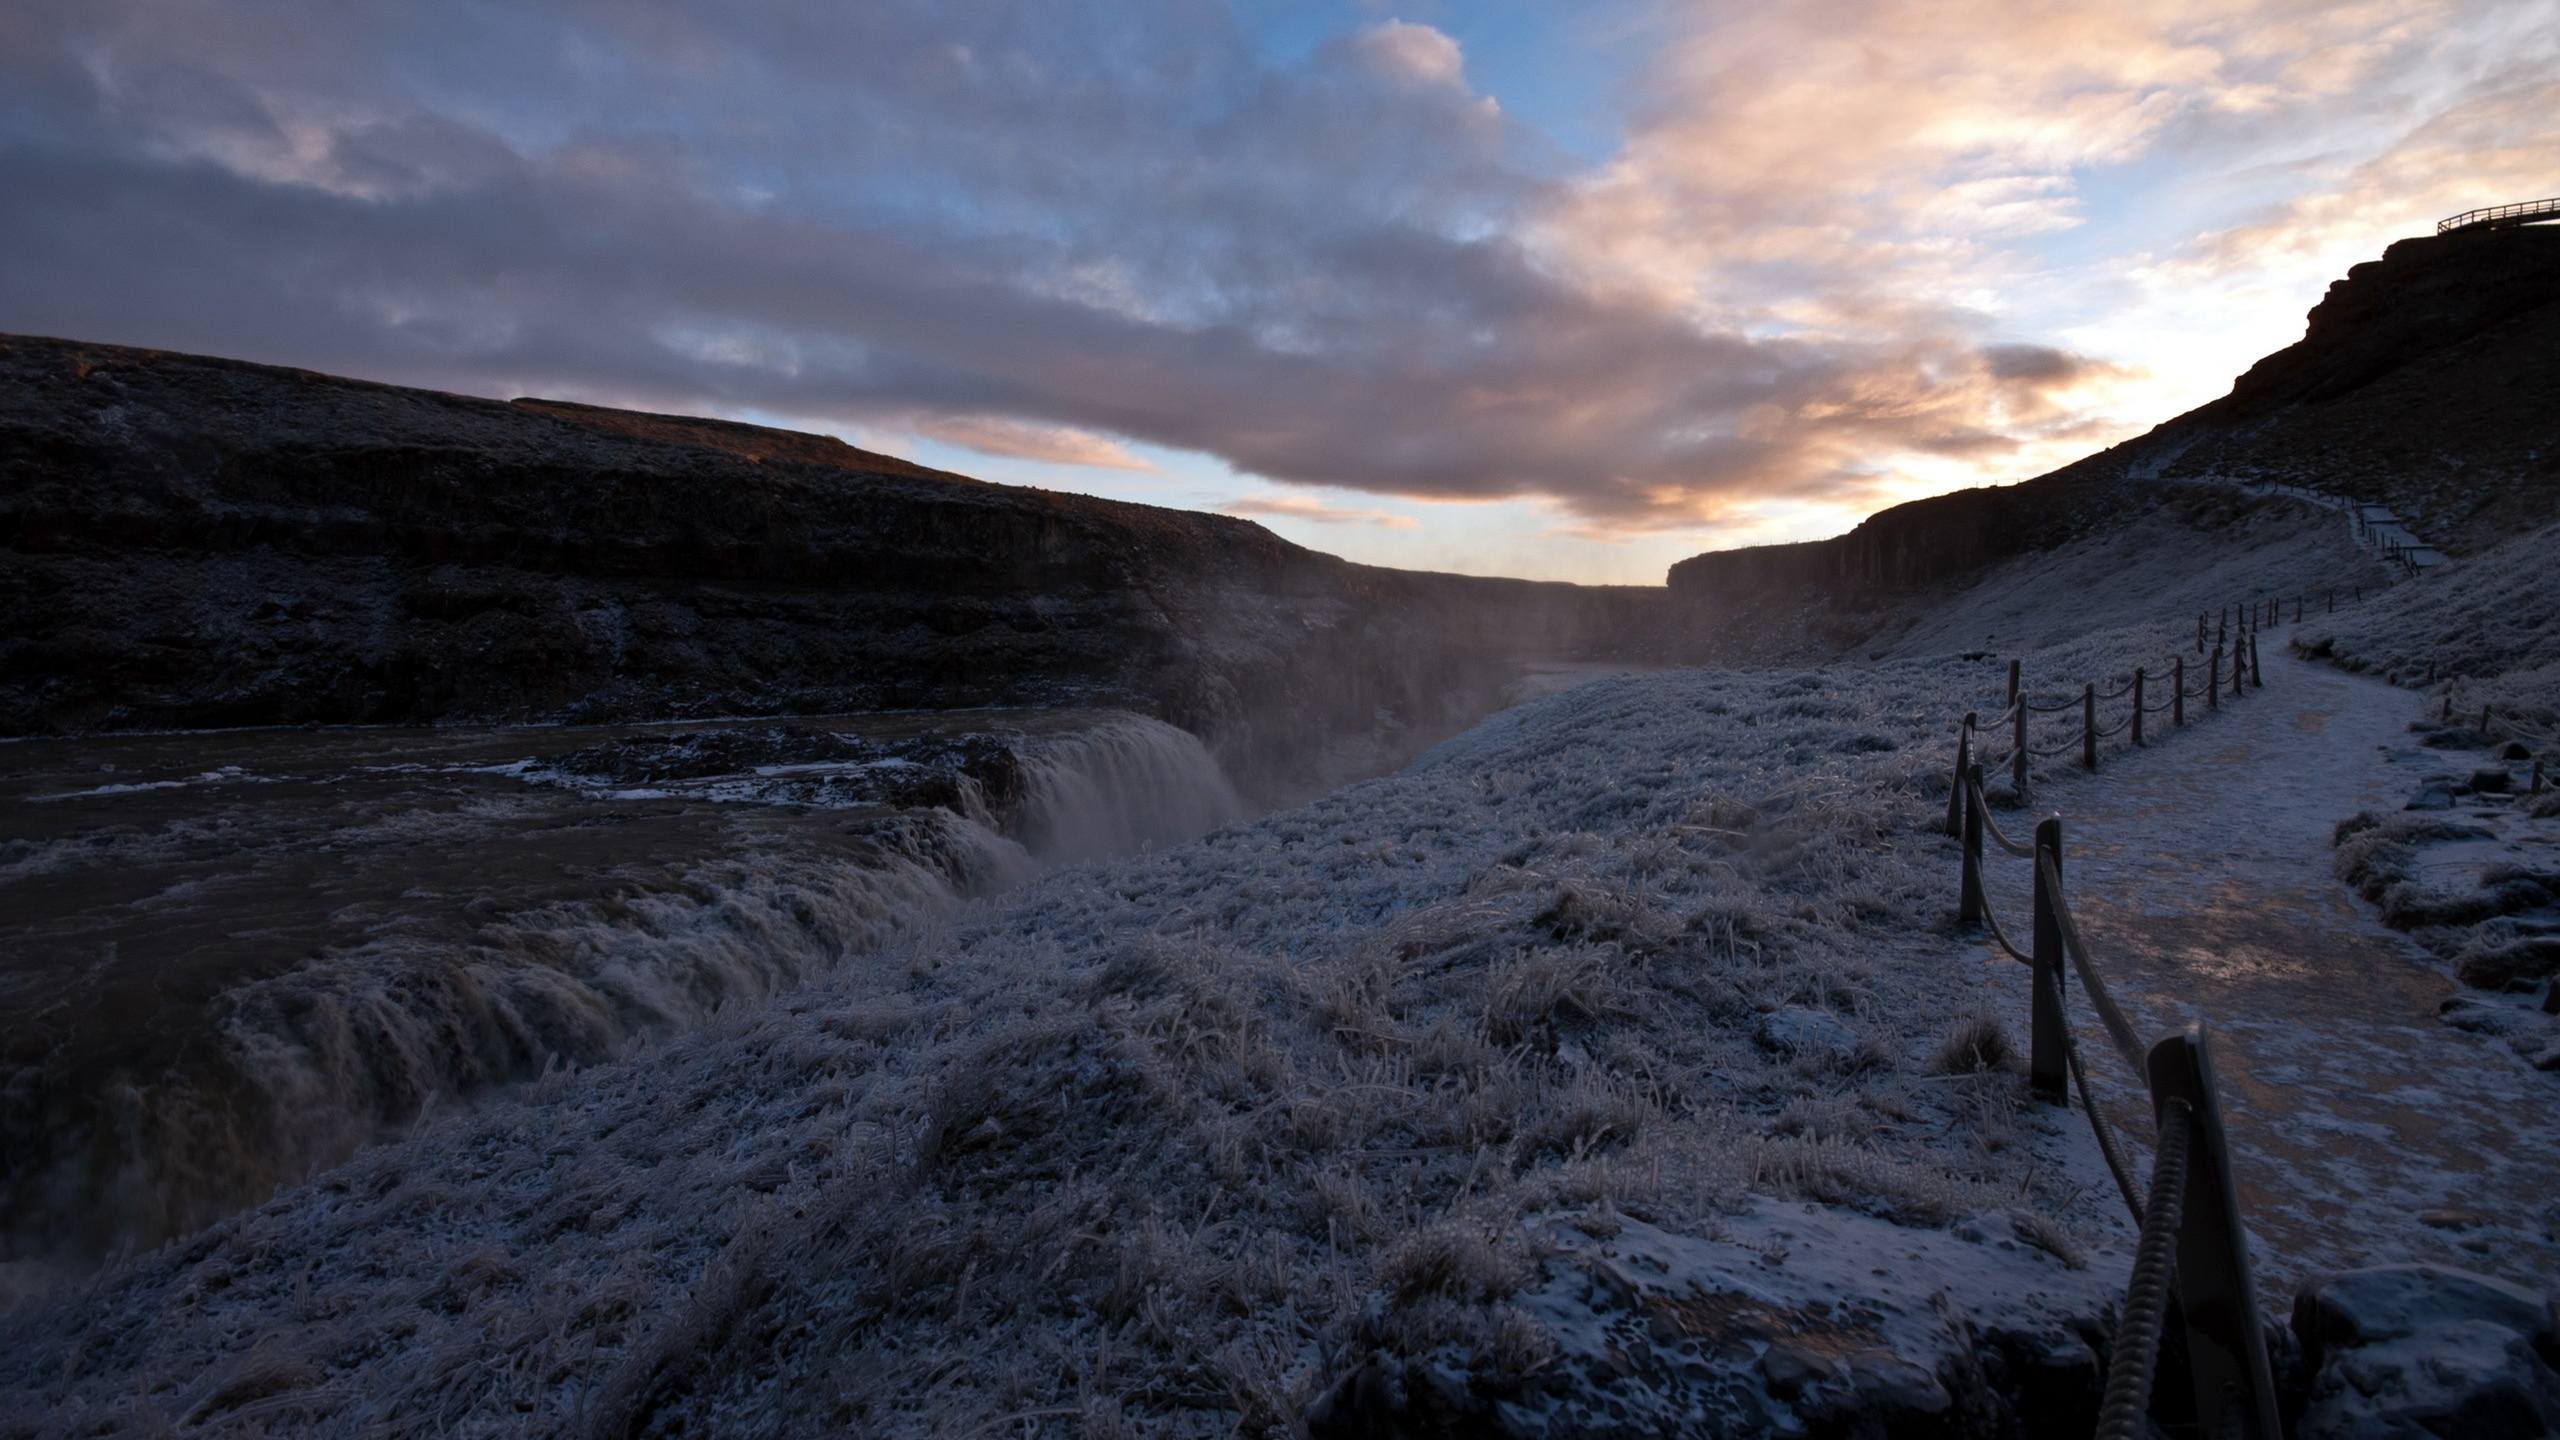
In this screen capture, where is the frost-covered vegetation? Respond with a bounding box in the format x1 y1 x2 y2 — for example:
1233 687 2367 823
0 612 2273 1436
2295 517 2560 740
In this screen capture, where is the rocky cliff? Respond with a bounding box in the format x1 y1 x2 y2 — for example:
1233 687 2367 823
1668 224 2560 634
0 335 1682 788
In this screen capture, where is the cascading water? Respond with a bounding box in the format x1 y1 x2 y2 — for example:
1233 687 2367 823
1009 713 1249 861
0 709 1246 1263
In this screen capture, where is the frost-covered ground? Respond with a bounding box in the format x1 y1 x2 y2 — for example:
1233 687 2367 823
6 553 2549 1435
1871 486 2391 661
1975 628 2560 1291
4 623 2257 1436
2295 516 2560 736
2290 519 2560 1037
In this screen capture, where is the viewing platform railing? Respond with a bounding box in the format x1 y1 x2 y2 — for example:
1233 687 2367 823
2437 198 2560 234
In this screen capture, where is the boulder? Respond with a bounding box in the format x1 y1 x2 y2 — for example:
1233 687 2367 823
2293 1265 2560 1440
2456 938 2560 990
2471 767 2514 795
2405 784 2458 812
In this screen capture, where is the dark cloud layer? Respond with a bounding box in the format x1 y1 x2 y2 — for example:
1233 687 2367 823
0 0 2131 527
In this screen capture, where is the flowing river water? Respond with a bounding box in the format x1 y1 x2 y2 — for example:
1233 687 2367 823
0 709 1245 1266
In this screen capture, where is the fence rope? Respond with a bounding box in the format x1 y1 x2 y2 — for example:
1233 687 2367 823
2097 677 2137 701
2043 852 2146 1074
2026 696 2081 714
2061 1005 2148 1225
1970 776 2038 858
2030 735 2082 758
1978 893 2035 965
2094 716 2133 739
2096 1100 2196 1440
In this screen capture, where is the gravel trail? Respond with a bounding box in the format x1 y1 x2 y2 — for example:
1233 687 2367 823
1980 626 2560 1291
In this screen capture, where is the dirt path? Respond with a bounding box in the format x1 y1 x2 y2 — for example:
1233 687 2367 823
1981 627 2559 1291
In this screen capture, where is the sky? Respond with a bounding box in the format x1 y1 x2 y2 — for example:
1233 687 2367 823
1 1 2553 585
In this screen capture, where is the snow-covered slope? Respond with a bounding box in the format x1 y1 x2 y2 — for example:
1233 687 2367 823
5 626 2235 1434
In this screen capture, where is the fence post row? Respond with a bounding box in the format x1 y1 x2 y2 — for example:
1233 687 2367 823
1943 630 2295 1439
2146 1027 2284 1440
2029 817 2068 1102
1960 763 1986 923
1946 713 1974 837
2082 683 2098 770
2013 695 2029 794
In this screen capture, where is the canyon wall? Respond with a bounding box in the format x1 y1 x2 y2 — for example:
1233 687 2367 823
0 335 1684 788
1668 224 2560 636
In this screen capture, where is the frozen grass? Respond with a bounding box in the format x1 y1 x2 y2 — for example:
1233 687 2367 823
0 619 2282 1437
2293 517 2560 744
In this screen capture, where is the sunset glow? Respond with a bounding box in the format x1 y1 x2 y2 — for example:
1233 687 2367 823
2 0 2551 582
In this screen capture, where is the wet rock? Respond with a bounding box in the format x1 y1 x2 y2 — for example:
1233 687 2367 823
1755 1007 1862 1062
2405 784 2458 811
2292 1265 2560 1439
2472 767 2514 794
2456 938 2560 990
2500 741 2535 761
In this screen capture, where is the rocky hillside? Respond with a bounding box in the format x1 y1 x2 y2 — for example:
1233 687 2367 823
1669 224 2560 648
0 336 1681 788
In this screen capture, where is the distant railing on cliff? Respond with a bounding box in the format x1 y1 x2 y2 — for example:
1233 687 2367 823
1936 591 2368 1440
2437 198 2560 235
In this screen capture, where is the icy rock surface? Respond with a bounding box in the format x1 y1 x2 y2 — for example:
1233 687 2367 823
1313 1202 2121 1438
2292 1265 2560 1438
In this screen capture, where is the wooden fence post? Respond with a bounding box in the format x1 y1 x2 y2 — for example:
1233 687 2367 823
2132 668 2145 747
2480 705 2492 735
2007 659 2021 708
2029 817 2068 1103
2250 631 2263 688
1946 714 1974 837
2217 611 2227 649
2441 693 2452 722
1960 764 1985 924
2209 646 2221 711
2082 683 2098 770
2293 597 2302 624
2196 612 2207 653
2534 759 2546 795
2013 697 2029 794
2172 657 2185 727
2146 1026 2284 1440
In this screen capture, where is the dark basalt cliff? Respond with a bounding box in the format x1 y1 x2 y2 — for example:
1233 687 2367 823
1669 224 2560 610
0 335 1679 785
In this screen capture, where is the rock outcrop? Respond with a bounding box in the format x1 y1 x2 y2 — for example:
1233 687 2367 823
2292 1264 2560 1438
1668 224 2560 635
0 335 1684 789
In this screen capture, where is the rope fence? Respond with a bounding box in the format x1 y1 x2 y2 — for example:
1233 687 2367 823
1942 614 2302 1440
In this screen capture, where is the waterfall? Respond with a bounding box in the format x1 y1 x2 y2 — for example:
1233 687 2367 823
1010 713 1248 861
2 710 1247 1261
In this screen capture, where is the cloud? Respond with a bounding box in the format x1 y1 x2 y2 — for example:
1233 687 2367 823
901 414 1156 471
0 0 2544 560
1220 493 1420 529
